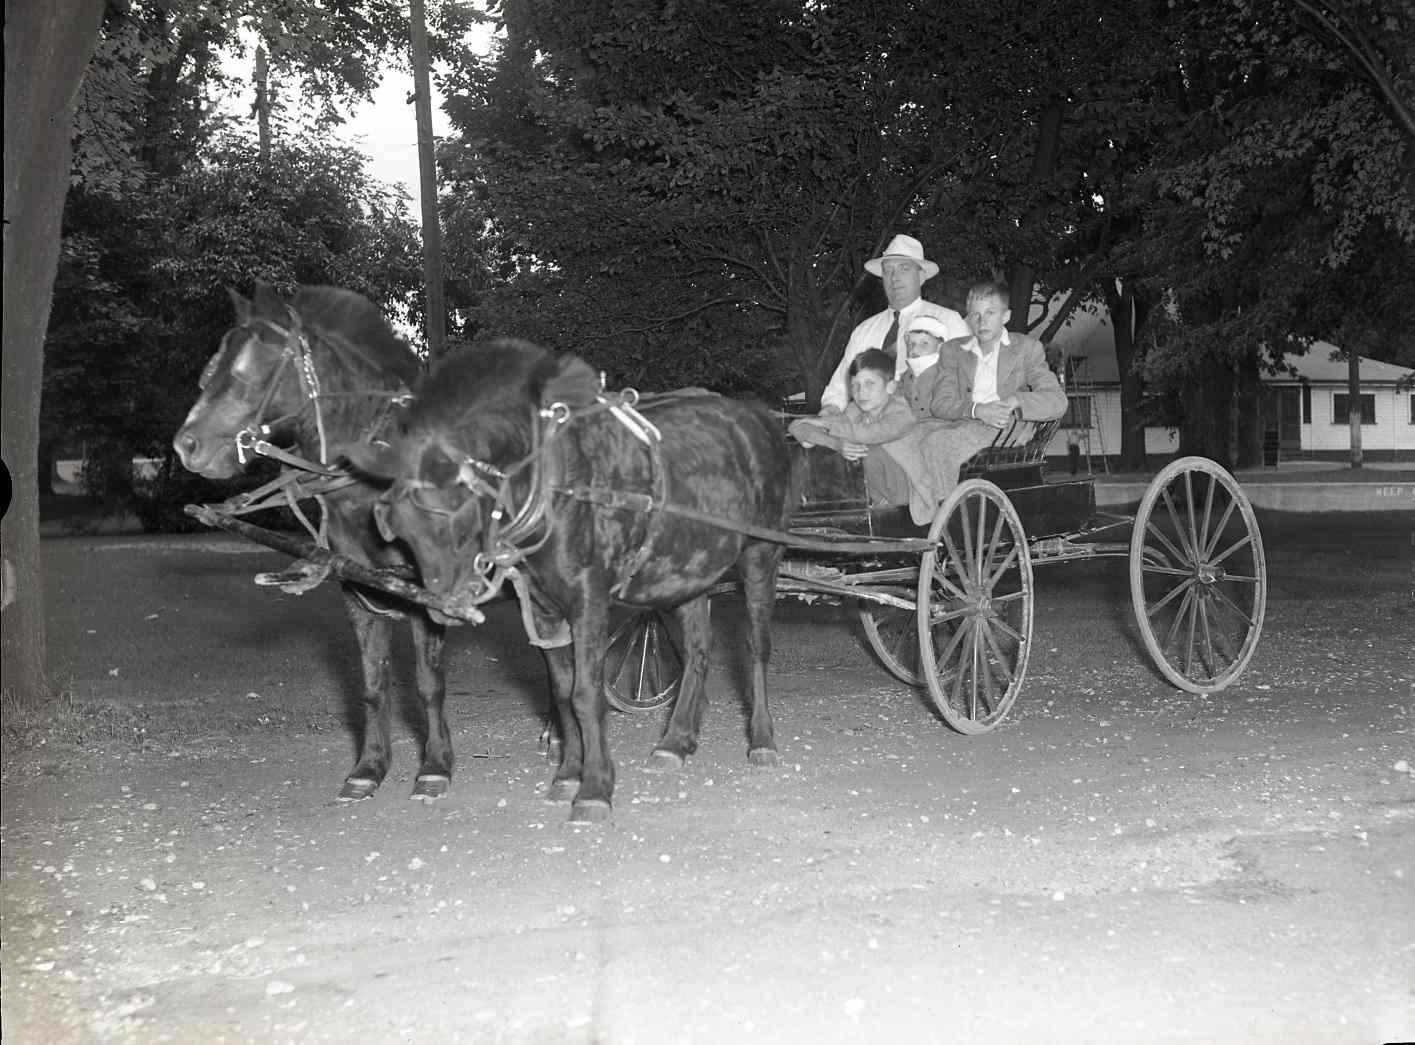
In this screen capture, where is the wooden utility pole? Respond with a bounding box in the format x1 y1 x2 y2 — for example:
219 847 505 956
254 43 271 163
409 0 446 360
1347 350 1363 469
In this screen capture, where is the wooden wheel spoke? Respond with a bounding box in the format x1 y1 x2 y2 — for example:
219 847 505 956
1144 518 1192 569
937 618 969 673
1183 471 1199 559
1147 575 1195 618
989 613 1026 645
1161 584 1197 651
1209 531 1254 567
984 542 1021 589
1206 584 1258 631
1182 589 1200 679
1198 473 1217 558
1194 596 1218 678
940 530 974 593
933 567 972 603
1201 498 1238 560
1145 564 1197 579
980 621 1018 688
930 603 972 625
948 619 973 712
969 624 989 720
1160 487 1199 563
972 496 989 581
1202 603 1241 665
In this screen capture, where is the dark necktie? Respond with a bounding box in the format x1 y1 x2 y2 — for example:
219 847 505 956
881 310 900 359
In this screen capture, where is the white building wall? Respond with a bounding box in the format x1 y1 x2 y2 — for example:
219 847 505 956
1299 387 1415 453
1044 387 1178 460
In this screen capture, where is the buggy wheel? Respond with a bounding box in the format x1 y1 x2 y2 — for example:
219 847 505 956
603 608 684 712
1130 456 1267 693
858 600 923 686
917 479 1034 735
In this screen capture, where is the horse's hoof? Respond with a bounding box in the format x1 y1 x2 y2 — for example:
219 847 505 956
544 779 579 802
748 747 779 767
569 799 611 823
410 775 450 802
647 749 685 771
337 777 379 801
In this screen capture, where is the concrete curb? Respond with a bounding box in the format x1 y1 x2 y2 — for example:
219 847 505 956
1095 477 1415 512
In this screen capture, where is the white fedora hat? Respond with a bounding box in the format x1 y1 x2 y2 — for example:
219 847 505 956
864 233 940 281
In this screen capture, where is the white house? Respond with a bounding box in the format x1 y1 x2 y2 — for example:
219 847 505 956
1263 347 1414 460
1034 303 1415 463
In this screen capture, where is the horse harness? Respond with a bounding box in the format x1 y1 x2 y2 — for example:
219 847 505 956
209 310 411 549
401 388 674 646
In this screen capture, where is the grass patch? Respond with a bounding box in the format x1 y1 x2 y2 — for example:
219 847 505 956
1 685 152 753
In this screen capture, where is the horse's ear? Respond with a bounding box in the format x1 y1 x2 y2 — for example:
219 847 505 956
228 288 252 323
337 442 400 484
252 281 285 319
539 354 601 409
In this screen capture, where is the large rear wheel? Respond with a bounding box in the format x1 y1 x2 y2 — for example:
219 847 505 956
917 479 1034 734
1130 457 1267 693
603 608 683 712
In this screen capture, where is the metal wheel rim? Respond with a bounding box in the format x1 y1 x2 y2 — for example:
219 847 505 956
917 479 1034 735
603 609 683 712
1129 456 1267 694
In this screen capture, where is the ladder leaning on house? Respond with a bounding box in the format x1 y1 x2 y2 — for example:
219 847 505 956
1061 354 1110 475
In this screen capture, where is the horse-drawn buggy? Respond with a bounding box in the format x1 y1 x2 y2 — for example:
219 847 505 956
177 284 1267 821
601 416 1267 733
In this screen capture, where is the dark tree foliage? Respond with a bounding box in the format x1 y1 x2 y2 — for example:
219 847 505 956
44 136 423 528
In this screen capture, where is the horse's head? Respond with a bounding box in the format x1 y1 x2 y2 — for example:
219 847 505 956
343 341 599 609
173 283 311 479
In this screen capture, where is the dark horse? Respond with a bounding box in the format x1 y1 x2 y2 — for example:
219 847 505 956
173 283 455 802
343 340 801 823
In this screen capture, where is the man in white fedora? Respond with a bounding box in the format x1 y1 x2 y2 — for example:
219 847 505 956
819 233 969 417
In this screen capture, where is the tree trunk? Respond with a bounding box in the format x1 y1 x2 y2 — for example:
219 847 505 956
1235 353 1263 469
1102 279 1149 472
2 0 106 703
1007 100 1064 333
1347 349 1363 468
1178 353 1235 470
410 0 447 360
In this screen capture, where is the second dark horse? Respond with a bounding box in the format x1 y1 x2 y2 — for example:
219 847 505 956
345 340 802 822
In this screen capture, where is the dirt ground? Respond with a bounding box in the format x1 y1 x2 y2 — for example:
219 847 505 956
3 510 1412 1044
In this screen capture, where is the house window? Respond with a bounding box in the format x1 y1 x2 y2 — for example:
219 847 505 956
1301 384 1311 424
1332 393 1375 425
1408 392 1414 424
1062 393 1092 429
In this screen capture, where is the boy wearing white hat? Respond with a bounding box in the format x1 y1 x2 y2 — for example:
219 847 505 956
818 233 968 418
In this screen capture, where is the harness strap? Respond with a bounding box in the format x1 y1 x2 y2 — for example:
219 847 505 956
609 431 668 598
504 567 572 649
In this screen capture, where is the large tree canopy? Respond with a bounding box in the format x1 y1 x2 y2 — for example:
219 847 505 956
436 0 1413 466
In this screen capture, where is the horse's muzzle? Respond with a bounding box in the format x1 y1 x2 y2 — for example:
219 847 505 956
173 427 239 479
